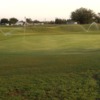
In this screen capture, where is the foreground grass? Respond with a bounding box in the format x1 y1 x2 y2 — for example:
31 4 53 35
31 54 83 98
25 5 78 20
0 53 100 100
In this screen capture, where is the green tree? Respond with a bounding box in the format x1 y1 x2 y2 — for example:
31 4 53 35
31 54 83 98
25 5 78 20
9 17 18 25
55 18 66 24
95 13 100 23
71 7 96 24
26 18 33 23
33 20 40 23
0 18 9 25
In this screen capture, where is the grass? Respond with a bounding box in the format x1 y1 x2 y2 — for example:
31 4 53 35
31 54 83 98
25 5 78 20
1 34 100 53
0 24 100 99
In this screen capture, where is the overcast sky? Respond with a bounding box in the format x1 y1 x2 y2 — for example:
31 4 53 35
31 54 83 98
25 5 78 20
0 0 100 21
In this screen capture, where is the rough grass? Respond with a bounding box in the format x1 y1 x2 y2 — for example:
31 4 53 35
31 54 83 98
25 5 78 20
0 53 100 99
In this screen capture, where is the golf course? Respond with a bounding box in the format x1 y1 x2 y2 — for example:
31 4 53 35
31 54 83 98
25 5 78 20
0 24 100 100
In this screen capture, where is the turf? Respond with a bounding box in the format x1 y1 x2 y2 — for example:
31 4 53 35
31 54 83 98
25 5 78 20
0 25 100 99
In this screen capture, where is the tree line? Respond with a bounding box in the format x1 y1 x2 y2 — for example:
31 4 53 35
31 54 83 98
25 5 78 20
0 18 18 25
71 7 100 24
0 7 100 25
55 8 100 24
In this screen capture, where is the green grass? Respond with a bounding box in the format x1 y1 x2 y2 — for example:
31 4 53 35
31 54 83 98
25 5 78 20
0 25 100 99
1 34 100 53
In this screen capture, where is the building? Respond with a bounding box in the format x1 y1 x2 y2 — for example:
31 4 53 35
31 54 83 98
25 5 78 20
15 21 24 26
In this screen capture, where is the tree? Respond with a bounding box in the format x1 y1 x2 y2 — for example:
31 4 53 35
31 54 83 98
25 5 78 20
95 13 100 23
71 7 96 24
26 18 33 23
0 18 9 25
33 20 40 23
55 18 66 24
9 17 18 25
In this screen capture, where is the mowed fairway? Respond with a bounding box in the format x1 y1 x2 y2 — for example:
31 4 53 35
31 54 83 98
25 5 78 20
0 25 100 100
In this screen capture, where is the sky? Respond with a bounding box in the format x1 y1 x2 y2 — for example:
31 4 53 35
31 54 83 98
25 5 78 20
0 0 100 21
